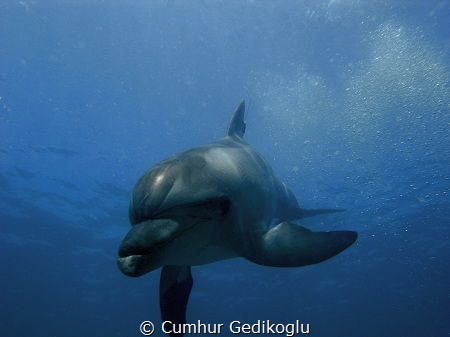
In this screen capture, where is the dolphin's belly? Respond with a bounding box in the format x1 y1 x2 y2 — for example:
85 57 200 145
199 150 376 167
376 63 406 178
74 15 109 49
158 219 237 266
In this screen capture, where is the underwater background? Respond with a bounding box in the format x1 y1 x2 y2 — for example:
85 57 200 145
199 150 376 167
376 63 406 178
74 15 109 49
1 1 449 336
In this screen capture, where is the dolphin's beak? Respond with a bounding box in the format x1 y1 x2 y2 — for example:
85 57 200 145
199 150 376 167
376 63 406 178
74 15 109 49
117 218 181 277
117 255 145 277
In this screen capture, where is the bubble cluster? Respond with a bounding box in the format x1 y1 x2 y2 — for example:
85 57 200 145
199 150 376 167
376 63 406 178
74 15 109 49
345 22 450 161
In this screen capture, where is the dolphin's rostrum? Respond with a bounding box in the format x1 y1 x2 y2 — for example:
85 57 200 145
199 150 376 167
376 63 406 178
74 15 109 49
117 100 357 336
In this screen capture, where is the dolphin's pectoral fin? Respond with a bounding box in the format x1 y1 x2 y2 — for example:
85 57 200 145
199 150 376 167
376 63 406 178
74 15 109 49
283 207 346 221
227 100 246 139
160 266 193 337
247 222 357 267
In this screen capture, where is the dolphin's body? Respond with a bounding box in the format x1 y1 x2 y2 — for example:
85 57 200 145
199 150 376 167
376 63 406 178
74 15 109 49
118 101 357 335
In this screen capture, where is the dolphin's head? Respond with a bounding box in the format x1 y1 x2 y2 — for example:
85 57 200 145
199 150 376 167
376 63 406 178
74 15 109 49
117 156 231 277
117 160 179 277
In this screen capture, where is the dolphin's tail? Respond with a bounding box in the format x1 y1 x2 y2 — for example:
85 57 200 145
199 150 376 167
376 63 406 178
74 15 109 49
160 266 193 337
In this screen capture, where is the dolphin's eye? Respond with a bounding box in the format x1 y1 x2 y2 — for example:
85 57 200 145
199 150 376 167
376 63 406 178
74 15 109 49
153 196 231 220
218 196 231 216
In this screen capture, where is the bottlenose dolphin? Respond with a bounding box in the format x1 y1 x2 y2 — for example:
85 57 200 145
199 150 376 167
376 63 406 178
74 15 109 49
117 101 357 335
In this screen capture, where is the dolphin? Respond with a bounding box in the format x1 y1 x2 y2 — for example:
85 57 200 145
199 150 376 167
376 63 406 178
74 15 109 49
117 100 357 336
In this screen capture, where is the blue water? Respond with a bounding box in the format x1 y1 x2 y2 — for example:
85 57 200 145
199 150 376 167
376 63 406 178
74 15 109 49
1 1 449 336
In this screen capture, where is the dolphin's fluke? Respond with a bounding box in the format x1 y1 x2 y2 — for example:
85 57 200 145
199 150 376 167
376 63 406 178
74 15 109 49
247 222 357 267
160 266 193 337
227 100 246 138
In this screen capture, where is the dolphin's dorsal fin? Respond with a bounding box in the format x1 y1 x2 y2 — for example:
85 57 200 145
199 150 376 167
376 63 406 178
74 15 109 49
227 100 246 139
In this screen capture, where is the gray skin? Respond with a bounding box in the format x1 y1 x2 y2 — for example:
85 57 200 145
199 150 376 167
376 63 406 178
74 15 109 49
117 101 357 336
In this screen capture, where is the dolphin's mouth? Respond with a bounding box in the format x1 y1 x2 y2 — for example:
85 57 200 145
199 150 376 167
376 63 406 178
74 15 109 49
117 218 184 277
118 219 181 258
117 196 231 277
117 217 203 277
